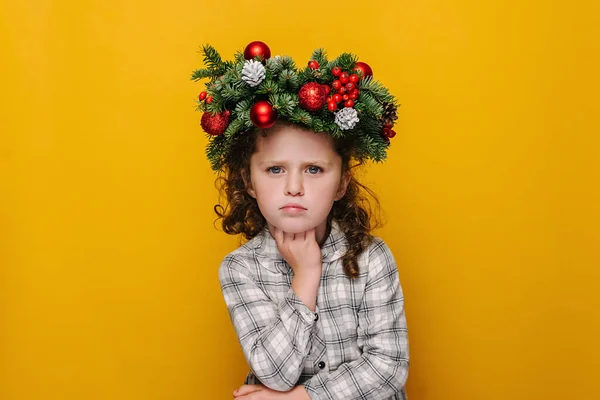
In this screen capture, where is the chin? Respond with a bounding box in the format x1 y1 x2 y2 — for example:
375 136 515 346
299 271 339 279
268 218 318 234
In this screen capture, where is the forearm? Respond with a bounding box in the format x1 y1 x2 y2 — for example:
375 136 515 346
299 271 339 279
290 265 321 311
241 287 318 390
220 260 318 391
303 350 409 400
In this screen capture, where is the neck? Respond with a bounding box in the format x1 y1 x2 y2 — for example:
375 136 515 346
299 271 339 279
266 220 331 247
315 220 331 246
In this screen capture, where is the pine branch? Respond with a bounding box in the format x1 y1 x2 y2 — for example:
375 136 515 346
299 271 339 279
201 44 223 71
359 77 395 103
269 93 297 116
290 109 312 125
234 98 253 114
278 69 299 90
266 57 284 75
233 51 245 64
221 83 245 101
256 79 280 95
328 123 343 138
279 56 296 71
331 53 358 72
310 117 327 133
311 48 328 66
206 134 227 171
191 68 215 81
224 117 244 138
355 92 383 118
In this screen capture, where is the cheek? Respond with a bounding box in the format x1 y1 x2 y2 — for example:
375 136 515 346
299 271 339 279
315 176 343 196
252 177 280 202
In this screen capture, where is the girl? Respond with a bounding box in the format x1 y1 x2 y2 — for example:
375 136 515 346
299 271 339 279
193 42 408 399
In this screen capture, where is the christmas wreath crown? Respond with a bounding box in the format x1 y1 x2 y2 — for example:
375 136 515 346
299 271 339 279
191 41 399 171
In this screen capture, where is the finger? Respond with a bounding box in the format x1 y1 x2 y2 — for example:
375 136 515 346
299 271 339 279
306 227 316 242
283 231 294 243
233 384 262 397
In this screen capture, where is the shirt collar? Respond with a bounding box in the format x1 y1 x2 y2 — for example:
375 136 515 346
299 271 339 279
251 220 348 273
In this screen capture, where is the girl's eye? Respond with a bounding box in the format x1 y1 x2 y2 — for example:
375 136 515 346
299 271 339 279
307 166 322 174
267 166 282 174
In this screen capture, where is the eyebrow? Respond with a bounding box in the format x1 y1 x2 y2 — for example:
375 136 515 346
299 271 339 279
258 160 333 167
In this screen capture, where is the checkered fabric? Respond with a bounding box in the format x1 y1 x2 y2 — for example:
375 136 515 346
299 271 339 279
218 222 409 399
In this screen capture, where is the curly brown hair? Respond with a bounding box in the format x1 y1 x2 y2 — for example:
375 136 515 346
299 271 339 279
213 121 381 279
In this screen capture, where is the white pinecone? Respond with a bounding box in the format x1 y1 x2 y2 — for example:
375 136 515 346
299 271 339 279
334 107 360 130
241 60 266 87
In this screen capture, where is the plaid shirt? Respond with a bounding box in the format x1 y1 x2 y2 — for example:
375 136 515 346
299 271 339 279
219 222 409 399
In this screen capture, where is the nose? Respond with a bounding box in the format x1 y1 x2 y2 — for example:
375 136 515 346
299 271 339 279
285 171 304 196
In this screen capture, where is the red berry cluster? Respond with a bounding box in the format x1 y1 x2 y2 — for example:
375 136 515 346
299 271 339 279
327 66 361 111
308 60 320 70
381 123 397 143
198 91 213 105
382 123 396 138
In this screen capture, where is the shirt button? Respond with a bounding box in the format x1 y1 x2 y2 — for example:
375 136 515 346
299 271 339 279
318 361 325 369
314 314 319 321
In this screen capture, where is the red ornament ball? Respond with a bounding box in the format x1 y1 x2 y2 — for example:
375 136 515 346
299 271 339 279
308 60 320 70
250 101 277 129
201 111 230 136
198 91 207 101
331 66 342 76
298 82 329 112
353 61 373 79
327 100 338 111
244 41 271 62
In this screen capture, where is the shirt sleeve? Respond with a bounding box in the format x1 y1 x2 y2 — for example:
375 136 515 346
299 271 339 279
218 254 318 392
302 239 409 400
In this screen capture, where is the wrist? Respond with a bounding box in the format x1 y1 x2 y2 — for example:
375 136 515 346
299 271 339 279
291 270 320 312
291 261 322 276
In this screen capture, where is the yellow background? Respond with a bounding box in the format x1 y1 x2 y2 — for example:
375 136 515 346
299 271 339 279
1 0 599 399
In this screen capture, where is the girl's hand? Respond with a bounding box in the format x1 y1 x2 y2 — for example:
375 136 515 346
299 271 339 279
271 226 322 311
271 227 321 273
233 384 281 399
233 384 310 399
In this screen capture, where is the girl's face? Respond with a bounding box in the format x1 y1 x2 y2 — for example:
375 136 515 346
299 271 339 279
246 124 349 238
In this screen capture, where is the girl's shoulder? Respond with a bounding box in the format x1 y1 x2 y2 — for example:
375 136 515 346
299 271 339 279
358 235 400 278
218 230 278 278
366 235 394 258
219 233 262 263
